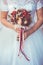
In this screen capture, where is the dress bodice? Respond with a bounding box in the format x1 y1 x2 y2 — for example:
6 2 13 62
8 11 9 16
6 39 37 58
7 0 36 13
0 0 43 11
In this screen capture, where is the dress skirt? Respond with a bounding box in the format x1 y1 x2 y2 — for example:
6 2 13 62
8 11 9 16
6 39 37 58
0 22 19 65
0 22 43 65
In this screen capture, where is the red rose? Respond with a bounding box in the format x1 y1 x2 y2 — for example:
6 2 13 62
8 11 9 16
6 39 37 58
11 11 16 17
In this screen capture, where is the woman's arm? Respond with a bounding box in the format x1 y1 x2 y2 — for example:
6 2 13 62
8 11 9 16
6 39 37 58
0 11 15 29
24 8 43 39
0 11 20 32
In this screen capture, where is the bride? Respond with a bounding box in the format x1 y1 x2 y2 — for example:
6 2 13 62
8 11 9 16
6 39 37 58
0 0 43 65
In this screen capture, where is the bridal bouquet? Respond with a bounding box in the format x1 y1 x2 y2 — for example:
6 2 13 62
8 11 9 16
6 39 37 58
11 9 32 26
8 9 32 61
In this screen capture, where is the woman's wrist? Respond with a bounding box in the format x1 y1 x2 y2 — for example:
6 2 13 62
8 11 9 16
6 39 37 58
25 28 32 38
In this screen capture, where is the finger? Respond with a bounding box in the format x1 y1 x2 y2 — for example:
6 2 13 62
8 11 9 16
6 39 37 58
15 28 19 33
24 32 27 40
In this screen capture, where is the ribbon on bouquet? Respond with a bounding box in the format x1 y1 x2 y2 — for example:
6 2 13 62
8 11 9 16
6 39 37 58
18 26 30 61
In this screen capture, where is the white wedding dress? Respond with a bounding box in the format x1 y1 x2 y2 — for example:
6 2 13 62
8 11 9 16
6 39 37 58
0 0 43 65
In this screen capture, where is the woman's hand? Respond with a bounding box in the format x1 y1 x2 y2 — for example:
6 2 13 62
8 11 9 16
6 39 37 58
17 30 28 41
14 24 21 33
24 31 29 40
